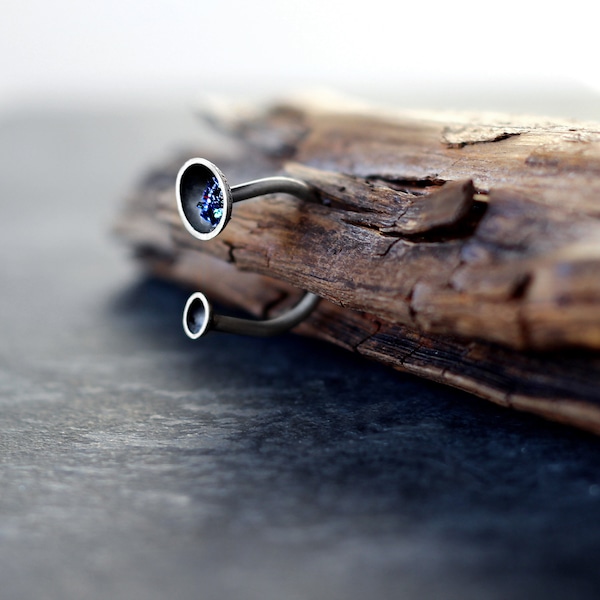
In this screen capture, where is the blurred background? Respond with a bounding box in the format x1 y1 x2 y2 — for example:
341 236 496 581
1 0 599 117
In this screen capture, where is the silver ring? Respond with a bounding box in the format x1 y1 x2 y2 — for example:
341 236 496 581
176 158 320 338
176 157 315 241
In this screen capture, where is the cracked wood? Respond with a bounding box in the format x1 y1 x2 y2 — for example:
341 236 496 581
116 98 600 434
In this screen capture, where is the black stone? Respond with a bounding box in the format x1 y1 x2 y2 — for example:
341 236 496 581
179 163 224 234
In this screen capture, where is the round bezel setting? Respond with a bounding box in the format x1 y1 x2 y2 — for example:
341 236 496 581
183 292 213 339
176 158 232 241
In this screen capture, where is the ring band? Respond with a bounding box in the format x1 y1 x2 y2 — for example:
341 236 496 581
183 291 321 338
176 158 320 338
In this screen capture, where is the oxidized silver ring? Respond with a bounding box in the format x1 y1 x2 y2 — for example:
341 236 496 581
176 157 315 241
176 158 320 338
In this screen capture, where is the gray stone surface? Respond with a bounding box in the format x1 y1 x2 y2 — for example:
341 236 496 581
1 103 600 600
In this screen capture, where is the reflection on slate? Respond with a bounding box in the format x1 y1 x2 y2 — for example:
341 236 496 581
0 107 600 600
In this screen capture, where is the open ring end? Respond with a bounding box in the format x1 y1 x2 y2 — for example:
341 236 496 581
183 292 213 339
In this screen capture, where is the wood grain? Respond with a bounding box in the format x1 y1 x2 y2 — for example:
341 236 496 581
116 98 600 434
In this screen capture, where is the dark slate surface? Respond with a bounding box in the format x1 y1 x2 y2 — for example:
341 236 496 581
1 105 600 600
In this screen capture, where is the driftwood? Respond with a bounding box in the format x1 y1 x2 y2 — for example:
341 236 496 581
116 97 600 435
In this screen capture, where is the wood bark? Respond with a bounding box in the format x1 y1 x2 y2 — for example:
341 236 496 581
115 98 600 435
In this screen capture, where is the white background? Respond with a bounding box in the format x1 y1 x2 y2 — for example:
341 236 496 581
1 0 598 110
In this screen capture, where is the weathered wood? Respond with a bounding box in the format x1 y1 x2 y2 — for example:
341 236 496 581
116 99 600 434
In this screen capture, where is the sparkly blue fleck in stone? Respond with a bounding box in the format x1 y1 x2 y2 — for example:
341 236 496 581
196 176 224 228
